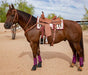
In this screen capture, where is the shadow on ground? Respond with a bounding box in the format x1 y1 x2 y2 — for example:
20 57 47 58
19 51 72 64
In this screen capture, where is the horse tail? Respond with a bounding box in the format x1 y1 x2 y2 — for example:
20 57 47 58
77 33 84 61
80 34 84 61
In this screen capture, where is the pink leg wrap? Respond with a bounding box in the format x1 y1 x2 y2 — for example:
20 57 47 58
72 55 76 64
79 57 83 67
38 55 42 62
34 58 37 65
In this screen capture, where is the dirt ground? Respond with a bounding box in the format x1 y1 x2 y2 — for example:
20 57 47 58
0 23 88 75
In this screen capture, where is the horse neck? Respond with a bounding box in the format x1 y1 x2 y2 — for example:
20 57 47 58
17 10 37 31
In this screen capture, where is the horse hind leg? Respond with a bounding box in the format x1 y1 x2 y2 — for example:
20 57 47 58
73 42 84 71
68 41 77 67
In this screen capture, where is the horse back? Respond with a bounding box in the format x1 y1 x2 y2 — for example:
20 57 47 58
63 20 82 42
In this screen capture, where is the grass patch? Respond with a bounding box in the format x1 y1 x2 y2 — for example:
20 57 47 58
81 25 88 30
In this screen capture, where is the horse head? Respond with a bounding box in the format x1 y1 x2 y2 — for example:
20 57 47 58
4 4 18 29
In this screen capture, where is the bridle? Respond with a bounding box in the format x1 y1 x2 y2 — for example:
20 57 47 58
12 9 36 34
24 15 37 34
24 15 32 30
12 9 18 23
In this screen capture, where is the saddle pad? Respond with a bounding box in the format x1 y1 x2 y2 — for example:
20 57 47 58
49 19 64 29
37 16 41 29
56 19 64 29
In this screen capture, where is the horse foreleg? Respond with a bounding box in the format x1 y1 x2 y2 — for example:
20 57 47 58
73 42 84 71
68 41 76 67
30 41 38 71
37 43 42 67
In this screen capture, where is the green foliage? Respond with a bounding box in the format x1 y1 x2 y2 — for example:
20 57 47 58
47 13 56 19
0 0 34 22
0 0 9 22
16 0 34 15
81 6 88 30
58 15 63 19
47 13 63 19
82 25 88 30
82 7 88 21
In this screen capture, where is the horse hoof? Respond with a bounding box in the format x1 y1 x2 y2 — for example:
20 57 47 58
37 62 42 67
70 65 74 67
31 65 37 71
70 63 75 67
81 64 84 67
78 67 82 71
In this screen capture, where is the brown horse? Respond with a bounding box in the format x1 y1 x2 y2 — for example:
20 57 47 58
4 5 84 71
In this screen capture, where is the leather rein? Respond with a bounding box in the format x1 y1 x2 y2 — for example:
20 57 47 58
13 9 36 34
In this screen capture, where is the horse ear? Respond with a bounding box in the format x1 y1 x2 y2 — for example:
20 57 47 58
11 4 14 9
9 5 11 9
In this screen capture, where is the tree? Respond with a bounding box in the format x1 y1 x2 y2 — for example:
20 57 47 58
0 0 9 22
0 0 34 22
16 0 34 15
58 15 63 19
47 13 63 19
47 13 56 19
82 7 88 21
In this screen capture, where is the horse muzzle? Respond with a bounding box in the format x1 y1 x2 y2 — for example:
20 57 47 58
4 22 12 29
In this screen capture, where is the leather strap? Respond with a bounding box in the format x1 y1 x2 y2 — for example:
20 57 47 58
24 15 32 30
25 24 36 34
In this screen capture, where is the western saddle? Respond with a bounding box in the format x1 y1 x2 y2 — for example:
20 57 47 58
38 11 61 46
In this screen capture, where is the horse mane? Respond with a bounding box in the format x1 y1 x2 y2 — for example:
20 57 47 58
17 9 37 25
